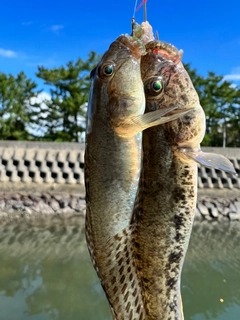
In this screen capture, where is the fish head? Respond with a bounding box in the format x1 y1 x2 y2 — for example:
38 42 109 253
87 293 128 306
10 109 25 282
87 35 146 134
141 40 205 149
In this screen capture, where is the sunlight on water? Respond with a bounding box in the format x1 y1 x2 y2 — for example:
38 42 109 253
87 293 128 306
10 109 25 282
0 218 239 320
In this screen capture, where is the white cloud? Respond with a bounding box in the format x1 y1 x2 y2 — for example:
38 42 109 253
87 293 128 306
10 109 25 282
224 66 240 82
0 48 17 58
224 74 240 81
31 92 51 105
28 92 52 136
50 25 64 32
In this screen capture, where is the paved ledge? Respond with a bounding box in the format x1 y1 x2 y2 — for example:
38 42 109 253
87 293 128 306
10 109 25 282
0 141 85 150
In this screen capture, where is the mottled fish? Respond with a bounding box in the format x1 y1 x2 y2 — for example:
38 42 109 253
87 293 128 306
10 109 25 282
129 40 236 319
102 39 236 320
85 30 185 320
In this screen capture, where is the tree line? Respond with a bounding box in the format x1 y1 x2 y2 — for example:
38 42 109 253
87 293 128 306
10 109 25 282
0 53 239 147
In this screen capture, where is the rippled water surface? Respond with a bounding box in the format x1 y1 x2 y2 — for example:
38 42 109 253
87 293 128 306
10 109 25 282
0 218 239 320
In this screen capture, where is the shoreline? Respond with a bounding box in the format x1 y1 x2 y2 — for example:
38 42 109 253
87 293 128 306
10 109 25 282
0 188 239 224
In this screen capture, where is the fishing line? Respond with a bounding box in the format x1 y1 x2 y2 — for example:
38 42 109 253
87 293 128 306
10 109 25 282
133 0 138 18
133 0 147 21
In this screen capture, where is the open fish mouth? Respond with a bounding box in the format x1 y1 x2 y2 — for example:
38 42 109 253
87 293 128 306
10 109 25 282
146 40 183 64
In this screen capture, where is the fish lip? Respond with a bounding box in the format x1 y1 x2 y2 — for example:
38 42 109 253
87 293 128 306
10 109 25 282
116 35 146 59
146 40 183 63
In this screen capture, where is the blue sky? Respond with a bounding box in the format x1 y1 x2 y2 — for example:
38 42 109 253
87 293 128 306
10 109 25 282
0 0 240 91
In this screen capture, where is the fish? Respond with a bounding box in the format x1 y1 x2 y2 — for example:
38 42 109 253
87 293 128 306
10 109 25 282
84 30 187 319
129 40 236 319
101 39 236 320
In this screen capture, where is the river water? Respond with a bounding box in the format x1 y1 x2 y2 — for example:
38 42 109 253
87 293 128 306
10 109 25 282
0 217 239 320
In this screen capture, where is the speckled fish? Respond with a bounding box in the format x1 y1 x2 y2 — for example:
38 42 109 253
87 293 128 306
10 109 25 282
84 29 186 320
130 41 236 319
102 40 236 320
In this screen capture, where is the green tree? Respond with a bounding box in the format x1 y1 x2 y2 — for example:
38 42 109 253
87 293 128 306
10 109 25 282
36 51 100 142
0 72 40 140
184 64 240 147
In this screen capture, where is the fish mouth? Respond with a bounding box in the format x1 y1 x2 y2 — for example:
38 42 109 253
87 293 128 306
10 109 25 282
116 35 146 59
146 40 183 64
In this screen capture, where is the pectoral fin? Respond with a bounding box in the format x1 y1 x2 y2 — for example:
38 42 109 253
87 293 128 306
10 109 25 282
98 226 146 320
179 148 237 175
115 107 189 137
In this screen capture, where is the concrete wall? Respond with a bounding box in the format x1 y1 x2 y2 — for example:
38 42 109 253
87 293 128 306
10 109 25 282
0 142 239 190
0 141 85 186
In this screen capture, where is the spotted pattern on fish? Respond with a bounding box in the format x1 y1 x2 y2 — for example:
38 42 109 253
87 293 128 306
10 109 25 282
84 33 147 320
127 41 201 320
96 227 147 320
131 150 196 319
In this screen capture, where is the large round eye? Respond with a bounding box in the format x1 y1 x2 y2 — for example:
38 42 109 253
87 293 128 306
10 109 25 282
104 65 114 75
99 63 115 79
152 80 162 92
144 77 163 96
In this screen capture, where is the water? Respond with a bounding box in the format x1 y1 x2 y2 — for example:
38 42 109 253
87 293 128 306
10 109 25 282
0 218 239 320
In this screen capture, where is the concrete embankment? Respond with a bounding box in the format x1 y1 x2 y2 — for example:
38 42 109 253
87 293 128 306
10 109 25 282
0 142 239 223
0 190 239 224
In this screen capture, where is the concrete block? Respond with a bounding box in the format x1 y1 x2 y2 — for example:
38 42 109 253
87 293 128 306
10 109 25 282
21 171 33 183
42 171 55 184
67 151 78 163
2 148 14 160
56 150 68 162
12 148 25 160
24 149 37 161
51 162 61 172
28 161 39 171
39 162 50 172
77 151 85 164
65 172 76 184
5 159 15 171
45 150 58 162
0 148 4 157
230 158 239 169
17 162 27 172
32 171 44 183
197 176 204 188
35 150 47 162
221 178 233 189
55 174 66 184
211 177 223 189
230 177 240 189
216 170 228 178
9 171 21 182
0 169 9 182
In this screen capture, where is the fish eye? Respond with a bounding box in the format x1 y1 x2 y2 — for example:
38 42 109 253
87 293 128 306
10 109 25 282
99 63 115 79
152 80 162 92
104 65 114 75
144 77 163 96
